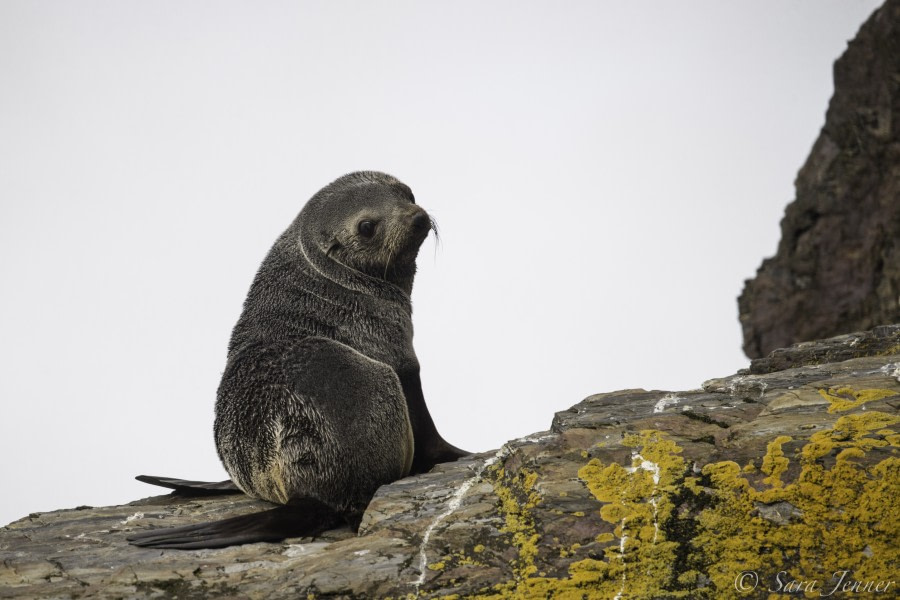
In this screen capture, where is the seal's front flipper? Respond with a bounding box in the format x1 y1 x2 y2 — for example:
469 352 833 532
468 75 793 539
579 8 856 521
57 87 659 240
135 475 241 495
397 369 473 474
434 440 472 463
127 501 343 549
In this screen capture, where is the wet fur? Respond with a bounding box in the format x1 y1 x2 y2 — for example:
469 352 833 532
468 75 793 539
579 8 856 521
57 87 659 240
130 172 466 548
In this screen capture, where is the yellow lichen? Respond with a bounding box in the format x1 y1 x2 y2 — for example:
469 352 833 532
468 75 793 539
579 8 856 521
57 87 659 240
572 431 691 598
488 464 542 587
559 542 583 559
818 387 897 413
760 435 792 489
476 431 692 599
878 343 900 356
463 409 898 599
692 411 899 598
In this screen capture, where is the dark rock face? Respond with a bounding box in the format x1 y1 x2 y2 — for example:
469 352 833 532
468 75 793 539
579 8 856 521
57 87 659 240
2 325 899 599
739 0 900 359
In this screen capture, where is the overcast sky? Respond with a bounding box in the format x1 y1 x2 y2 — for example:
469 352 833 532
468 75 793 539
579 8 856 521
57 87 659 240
0 0 883 527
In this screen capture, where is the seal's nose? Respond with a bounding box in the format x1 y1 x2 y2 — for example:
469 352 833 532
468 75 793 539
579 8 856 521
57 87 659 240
411 211 431 232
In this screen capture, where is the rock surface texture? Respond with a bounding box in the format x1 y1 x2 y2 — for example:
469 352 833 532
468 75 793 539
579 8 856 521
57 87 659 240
2 325 899 599
739 0 900 358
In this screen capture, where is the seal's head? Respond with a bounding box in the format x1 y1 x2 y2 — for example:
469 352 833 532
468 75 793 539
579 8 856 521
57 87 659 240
297 171 434 296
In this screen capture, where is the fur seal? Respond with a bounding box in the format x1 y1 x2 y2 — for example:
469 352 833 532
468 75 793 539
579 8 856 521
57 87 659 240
128 171 467 548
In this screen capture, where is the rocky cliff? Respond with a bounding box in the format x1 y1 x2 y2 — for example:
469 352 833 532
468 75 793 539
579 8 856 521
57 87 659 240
2 325 898 599
739 0 900 358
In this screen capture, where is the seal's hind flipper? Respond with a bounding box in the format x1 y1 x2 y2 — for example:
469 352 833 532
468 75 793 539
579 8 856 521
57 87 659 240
135 475 241 495
127 501 343 549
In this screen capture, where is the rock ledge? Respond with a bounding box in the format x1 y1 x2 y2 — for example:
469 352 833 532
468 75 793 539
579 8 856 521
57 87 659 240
2 325 898 599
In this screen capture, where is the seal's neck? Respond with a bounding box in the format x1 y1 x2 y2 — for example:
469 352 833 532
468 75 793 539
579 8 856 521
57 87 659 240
298 234 413 305
350 256 417 297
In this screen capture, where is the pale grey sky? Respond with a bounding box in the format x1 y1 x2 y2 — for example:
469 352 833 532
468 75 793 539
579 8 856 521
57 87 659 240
0 0 882 526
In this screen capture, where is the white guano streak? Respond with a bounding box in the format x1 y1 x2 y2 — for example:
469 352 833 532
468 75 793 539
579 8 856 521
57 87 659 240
411 432 556 593
653 393 681 413
613 451 662 600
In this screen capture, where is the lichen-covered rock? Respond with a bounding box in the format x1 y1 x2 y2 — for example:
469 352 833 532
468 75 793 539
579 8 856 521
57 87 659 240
739 0 900 358
2 325 899 599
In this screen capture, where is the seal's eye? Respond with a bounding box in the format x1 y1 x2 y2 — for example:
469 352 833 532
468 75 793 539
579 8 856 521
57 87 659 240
357 220 377 238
